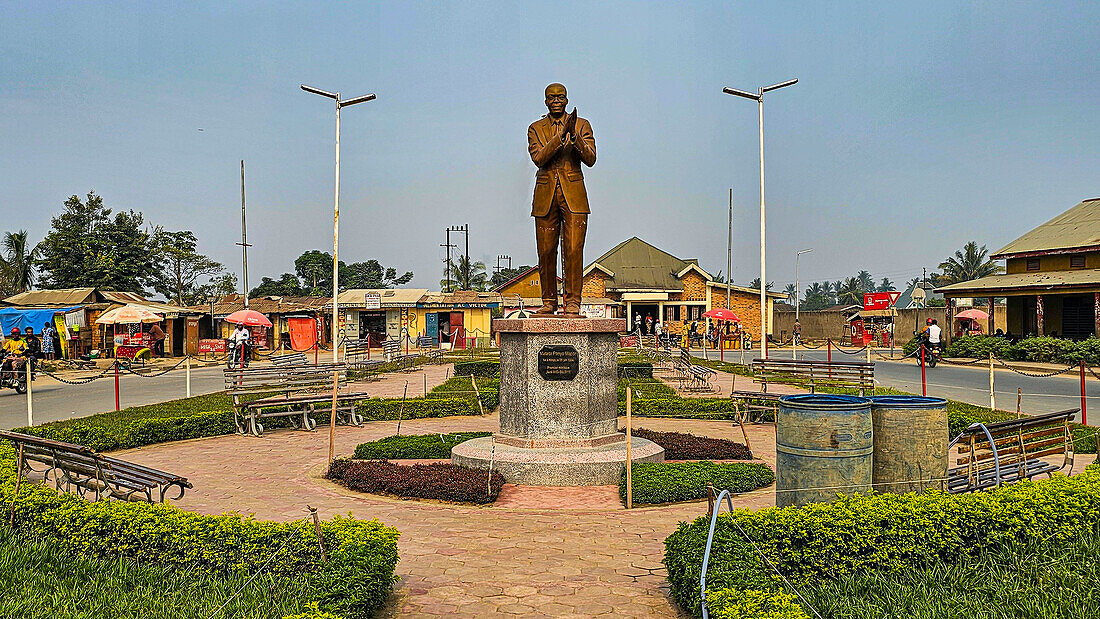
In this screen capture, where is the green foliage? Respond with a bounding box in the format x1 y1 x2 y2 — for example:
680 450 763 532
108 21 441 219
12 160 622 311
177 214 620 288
623 461 774 505
945 335 1013 359
327 459 504 504
353 432 491 459
664 466 1100 618
618 397 741 420
453 360 500 377
35 192 159 293
617 378 677 400
705 589 810 619
251 273 305 297
16 392 235 452
0 443 399 619
356 397 486 420
802 527 1100 618
0 527 320 619
1 229 38 295
151 229 225 305
283 603 349 619
440 254 488 291
938 241 1003 285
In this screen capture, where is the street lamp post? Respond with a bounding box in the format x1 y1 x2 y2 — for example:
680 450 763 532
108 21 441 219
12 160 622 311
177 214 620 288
794 248 812 359
301 84 376 365
723 78 797 358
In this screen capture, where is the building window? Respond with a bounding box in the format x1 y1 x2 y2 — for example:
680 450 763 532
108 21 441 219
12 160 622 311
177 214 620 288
1071 255 1086 269
664 305 680 322
688 306 703 321
1026 258 1040 271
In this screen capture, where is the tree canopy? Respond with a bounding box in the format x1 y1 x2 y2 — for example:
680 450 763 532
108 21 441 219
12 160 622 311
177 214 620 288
249 251 413 298
151 229 225 305
938 241 1003 284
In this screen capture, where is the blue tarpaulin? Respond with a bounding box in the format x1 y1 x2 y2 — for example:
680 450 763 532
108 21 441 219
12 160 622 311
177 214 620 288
0 307 79 334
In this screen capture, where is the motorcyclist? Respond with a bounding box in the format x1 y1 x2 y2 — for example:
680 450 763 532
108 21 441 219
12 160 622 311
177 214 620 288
230 322 251 366
22 326 40 380
918 318 942 356
2 327 28 382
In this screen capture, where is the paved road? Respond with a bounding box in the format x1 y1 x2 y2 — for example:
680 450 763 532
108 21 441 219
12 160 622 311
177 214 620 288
693 347 1099 422
0 364 227 430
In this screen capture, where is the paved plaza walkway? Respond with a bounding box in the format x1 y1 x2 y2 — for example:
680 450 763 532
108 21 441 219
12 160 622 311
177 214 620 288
114 414 778 618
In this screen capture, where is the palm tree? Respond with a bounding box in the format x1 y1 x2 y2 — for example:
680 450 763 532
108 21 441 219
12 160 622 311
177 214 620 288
837 277 863 305
830 281 843 305
856 270 875 293
938 242 1003 285
748 277 773 291
3 230 36 293
441 255 489 291
783 283 797 306
877 277 895 292
906 277 921 291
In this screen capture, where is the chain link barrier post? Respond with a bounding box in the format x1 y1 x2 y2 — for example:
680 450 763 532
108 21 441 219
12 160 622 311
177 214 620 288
921 345 927 396
114 360 120 411
25 357 33 427
1081 360 1088 426
989 352 995 410
626 386 633 509
185 355 192 398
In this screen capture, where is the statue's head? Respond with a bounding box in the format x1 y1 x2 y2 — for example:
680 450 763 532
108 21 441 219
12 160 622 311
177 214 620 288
544 83 567 116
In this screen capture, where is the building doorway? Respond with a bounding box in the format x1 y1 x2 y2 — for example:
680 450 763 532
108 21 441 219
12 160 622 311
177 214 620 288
1062 295 1095 340
631 303 659 334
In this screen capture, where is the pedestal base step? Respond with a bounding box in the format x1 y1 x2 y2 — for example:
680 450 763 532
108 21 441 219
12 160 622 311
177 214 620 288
451 436 664 486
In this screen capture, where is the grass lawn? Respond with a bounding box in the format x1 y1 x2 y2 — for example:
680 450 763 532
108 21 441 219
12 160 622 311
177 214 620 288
801 529 1100 619
0 527 313 619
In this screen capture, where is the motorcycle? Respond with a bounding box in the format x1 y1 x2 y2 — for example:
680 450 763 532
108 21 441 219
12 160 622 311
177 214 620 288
914 332 941 368
225 339 250 369
0 352 28 394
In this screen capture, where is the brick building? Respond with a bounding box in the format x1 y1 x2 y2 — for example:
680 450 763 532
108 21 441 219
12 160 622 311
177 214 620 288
582 237 783 339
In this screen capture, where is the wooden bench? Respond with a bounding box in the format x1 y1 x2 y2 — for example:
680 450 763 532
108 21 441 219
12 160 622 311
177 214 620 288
0 430 191 503
417 336 445 363
270 352 308 368
382 339 421 370
224 365 369 436
947 409 1076 494
728 391 781 423
750 358 874 396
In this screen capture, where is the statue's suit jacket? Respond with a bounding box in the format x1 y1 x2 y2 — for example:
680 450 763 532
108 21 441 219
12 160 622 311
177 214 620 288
527 115 596 217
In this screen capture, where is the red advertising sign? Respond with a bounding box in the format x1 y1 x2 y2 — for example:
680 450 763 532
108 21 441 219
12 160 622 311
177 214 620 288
863 292 897 311
198 338 226 354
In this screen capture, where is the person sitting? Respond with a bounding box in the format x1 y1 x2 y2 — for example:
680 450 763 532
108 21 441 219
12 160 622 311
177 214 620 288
2 328 27 382
22 327 40 379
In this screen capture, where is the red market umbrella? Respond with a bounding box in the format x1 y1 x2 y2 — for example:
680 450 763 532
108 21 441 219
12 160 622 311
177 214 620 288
224 309 273 328
954 308 989 321
702 308 740 322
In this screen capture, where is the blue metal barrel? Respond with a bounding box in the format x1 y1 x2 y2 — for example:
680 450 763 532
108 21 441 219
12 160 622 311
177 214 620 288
869 396 948 493
777 394 873 508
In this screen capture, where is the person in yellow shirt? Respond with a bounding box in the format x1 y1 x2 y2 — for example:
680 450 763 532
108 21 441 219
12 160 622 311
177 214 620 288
2 327 27 382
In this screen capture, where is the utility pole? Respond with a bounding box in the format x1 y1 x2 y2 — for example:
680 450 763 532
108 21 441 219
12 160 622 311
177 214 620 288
494 255 512 277
444 224 469 291
237 160 252 308
726 189 732 309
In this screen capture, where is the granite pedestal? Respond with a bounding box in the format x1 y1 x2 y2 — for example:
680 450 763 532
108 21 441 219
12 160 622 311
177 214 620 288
451 317 663 485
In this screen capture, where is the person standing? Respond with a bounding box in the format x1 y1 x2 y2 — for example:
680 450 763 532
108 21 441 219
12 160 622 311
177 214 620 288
645 315 653 336
793 319 802 345
42 321 55 361
149 322 166 358
634 313 642 335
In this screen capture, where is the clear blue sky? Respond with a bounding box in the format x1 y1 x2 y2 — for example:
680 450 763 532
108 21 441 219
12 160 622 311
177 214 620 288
2 1 1097 295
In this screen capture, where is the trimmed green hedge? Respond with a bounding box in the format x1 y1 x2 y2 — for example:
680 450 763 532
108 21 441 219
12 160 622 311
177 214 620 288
283 604 348 619
623 461 774 505
948 335 1100 364
19 409 235 453
356 397 486 420
0 443 398 618
705 588 809 619
664 465 1100 618
353 432 491 459
453 360 500 377
618 397 740 419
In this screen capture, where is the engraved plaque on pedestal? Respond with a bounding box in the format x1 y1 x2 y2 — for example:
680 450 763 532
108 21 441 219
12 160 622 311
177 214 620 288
537 345 578 381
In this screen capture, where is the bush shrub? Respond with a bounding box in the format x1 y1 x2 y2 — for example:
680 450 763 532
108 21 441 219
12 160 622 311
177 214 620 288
283 603 348 619
623 461 774 505
20 409 235 453
427 376 500 410
327 459 504 504
945 335 1014 359
626 428 752 460
353 432 491 460
946 335 1100 365
619 397 741 419
356 397 487 420
664 465 1100 618
0 444 398 619
618 378 677 400
705 588 810 619
453 360 500 377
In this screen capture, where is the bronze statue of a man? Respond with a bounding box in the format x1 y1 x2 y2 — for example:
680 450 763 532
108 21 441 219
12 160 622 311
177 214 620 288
527 83 596 317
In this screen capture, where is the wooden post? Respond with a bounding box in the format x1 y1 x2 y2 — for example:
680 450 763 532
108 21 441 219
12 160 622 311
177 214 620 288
1017 387 1022 418
25 357 32 427
185 355 192 398
988 297 995 334
471 375 484 416
307 505 328 562
626 387 633 509
329 371 338 462
1081 360 1088 427
989 352 995 410
1036 294 1045 337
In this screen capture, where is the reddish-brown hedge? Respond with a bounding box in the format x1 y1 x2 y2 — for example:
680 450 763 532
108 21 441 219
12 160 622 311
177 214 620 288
626 428 752 460
326 459 504 504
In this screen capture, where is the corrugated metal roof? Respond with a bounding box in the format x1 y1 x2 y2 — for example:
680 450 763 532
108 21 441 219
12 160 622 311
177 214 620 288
993 198 1100 258
186 295 323 316
3 288 98 306
100 291 148 304
937 269 1100 295
337 288 428 307
418 291 502 307
587 237 696 291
